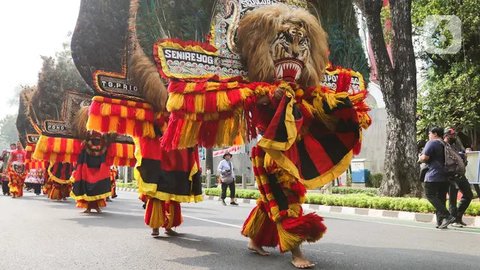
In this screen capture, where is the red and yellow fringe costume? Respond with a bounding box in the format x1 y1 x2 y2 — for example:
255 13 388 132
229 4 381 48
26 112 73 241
159 77 370 251
135 136 203 230
8 165 27 198
46 162 73 200
87 97 202 229
240 82 368 251
33 136 83 198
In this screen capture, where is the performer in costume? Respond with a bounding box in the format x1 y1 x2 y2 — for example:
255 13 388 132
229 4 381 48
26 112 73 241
155 3 370 268
24 168 44 195
135 134 203 236
46 162 74 200
109 165 118 199
235 5 371 268
70 108 113 213
70 0 204 235
8 142 27 198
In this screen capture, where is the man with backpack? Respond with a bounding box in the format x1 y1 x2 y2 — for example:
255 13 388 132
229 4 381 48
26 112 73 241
418 127 455 229
443 128 473 227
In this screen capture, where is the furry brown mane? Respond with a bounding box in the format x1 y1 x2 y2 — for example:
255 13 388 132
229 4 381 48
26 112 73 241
128 49 168 112
72 106 89 140
236 4 329 87
128 0 168 113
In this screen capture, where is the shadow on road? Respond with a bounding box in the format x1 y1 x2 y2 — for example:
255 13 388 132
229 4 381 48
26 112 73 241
151 234 480 270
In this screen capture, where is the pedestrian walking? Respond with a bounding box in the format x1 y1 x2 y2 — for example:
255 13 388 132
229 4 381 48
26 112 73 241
418 127 455 229
217 152 238 206
444 128 472 227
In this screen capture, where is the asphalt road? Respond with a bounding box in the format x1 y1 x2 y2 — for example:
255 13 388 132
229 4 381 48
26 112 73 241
1 190 479 270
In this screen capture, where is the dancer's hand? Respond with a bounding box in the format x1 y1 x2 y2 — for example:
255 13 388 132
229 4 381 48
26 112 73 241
273 87 286 100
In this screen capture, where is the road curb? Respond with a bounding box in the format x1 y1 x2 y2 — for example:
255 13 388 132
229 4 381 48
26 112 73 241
117 188 480 228
204 195 480 228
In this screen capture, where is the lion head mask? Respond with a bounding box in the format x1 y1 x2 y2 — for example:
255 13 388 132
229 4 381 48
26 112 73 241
236 4 328 88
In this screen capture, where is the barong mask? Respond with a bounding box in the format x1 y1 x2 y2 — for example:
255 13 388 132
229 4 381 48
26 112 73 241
13 164 25 174
271 21 309 82
236 4 329 88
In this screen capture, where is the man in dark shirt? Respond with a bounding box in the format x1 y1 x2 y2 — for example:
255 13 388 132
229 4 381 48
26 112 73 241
444 128 472 227
418 127 455 229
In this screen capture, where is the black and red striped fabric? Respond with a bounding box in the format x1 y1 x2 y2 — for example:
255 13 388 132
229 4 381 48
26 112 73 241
71 149 111 201
136 137 202 201
257 93 360 188
50 162 74 182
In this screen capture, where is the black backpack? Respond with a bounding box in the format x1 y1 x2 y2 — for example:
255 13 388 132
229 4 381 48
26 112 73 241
439 140 466 177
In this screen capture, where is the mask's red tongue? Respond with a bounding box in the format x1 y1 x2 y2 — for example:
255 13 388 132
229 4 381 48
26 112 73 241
274 59 304 82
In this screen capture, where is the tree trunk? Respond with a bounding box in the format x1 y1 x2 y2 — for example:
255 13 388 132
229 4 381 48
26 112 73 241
382 108 421 196
357 0 422 196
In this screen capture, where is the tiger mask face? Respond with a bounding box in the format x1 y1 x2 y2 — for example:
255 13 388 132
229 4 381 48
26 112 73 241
236 4 328 87
271 20 310 82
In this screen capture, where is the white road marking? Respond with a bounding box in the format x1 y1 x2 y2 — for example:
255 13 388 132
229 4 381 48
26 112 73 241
183 214 242 228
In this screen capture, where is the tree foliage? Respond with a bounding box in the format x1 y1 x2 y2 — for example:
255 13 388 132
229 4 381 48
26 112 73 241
312 0 370 82
413 0 480 139
417 63 480 135
0 115 19 150
31 42 90 123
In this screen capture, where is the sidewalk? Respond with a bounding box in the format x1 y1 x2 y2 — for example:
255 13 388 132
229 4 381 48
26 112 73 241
117 187 480 228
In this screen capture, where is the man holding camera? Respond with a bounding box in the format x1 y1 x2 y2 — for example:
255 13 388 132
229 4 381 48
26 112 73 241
217 152 238 206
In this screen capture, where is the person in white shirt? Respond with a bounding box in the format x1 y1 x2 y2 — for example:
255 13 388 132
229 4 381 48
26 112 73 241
217 152 238 205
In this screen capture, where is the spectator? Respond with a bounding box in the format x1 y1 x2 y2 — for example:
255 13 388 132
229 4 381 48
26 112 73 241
444 128 473 227
0 144 16 195
217 152 238 206
418 127 455 229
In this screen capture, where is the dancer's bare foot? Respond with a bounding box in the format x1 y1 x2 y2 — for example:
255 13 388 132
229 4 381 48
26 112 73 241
291 246 315 269
94 207 102 213
83 208 92 213
151 228 160 236
165 228 179 236
247 239 270 256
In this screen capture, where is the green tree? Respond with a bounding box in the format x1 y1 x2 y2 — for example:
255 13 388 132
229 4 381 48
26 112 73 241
55 42 89 92
0 115 19 150
413 0 480 144
30 42 90 123
14 40 91 137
